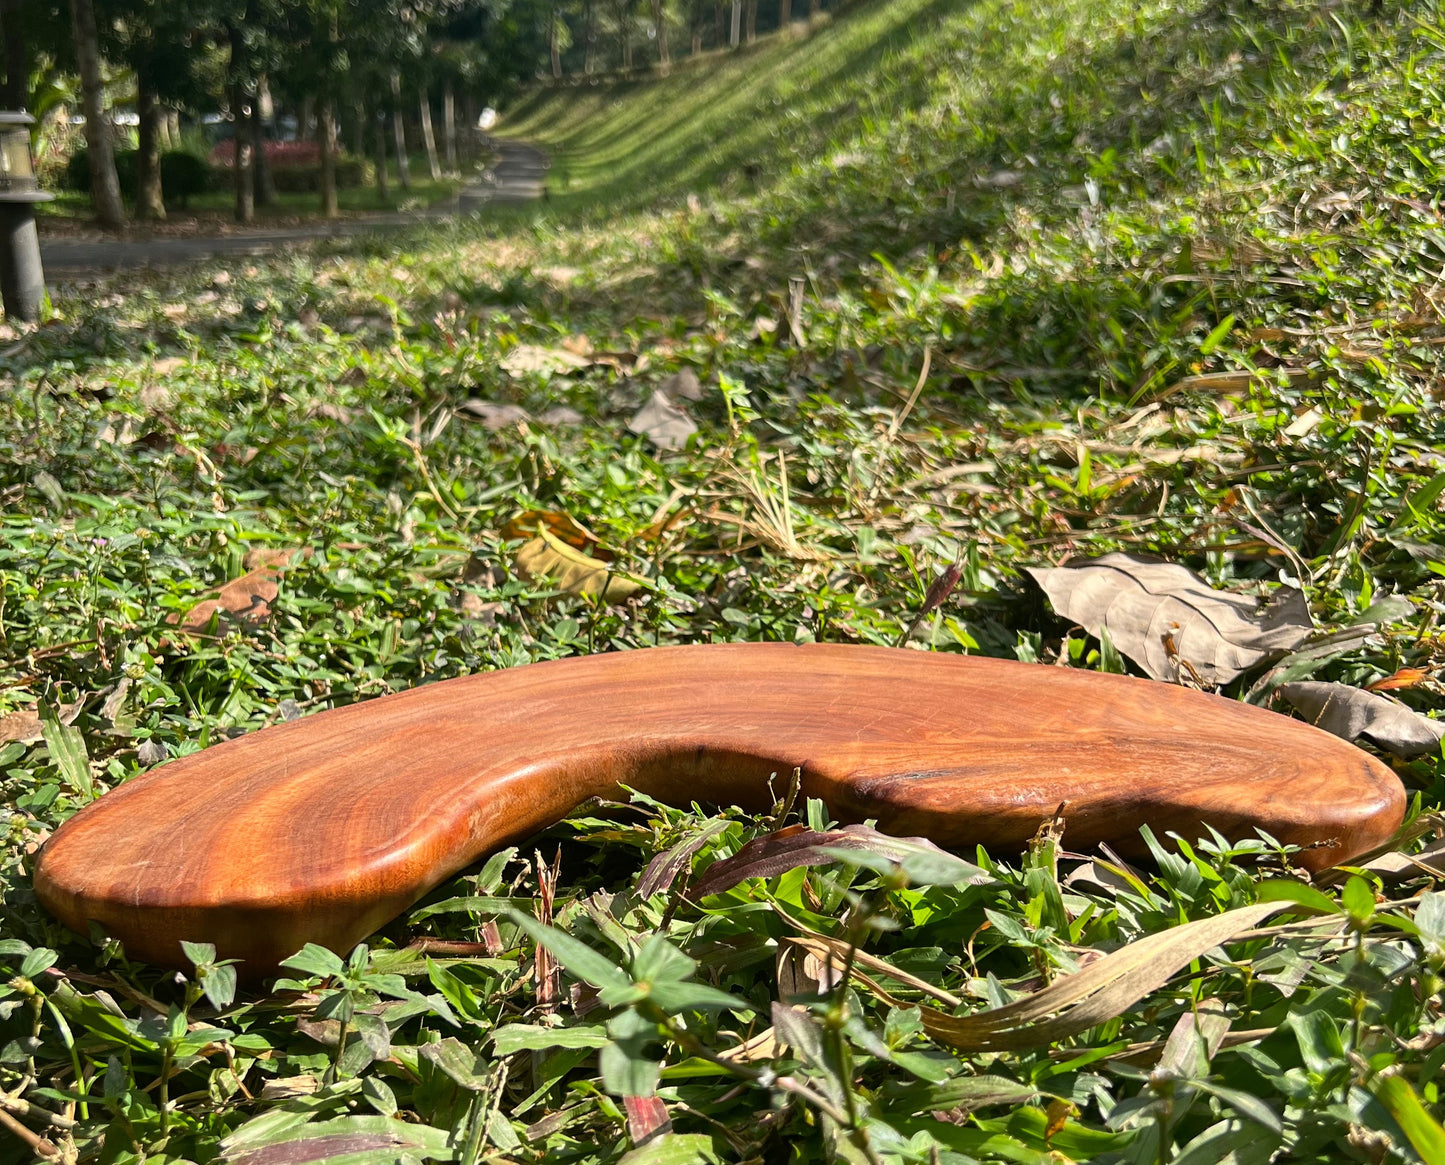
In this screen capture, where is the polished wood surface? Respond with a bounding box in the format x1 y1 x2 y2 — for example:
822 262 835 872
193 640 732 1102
34 644 1405 971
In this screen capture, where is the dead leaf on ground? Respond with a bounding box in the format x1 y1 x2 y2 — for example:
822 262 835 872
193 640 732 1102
659 367 705 402
501 509 604 552
789 901 1281 1053
1279 681 1445 759
170 567 280 637
628 390 697 452
500 344 591 376
1027 552 1312 685
623 1096 672 1146
459 399 531 429
242 545 312 571
514 528 643 600
1154 368 1315 400
0 698 85 745
538 405 584 426
1367 667 1431 692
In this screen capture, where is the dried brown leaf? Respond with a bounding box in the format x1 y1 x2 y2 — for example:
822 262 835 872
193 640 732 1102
514 528 643 600
1279 681 1445 759
1027 553 1312 684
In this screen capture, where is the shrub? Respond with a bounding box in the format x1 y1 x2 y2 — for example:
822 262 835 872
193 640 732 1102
65 147 137 193
65 148 213 207
160 152 212 206
269 155 369 192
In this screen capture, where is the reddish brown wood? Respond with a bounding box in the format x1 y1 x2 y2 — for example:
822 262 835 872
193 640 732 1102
34 644 1404 972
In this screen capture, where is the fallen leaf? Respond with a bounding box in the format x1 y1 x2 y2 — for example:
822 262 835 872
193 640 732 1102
514 527 643 600
459 399 531 429
170 567 280 637
628 390 696 452
798 901 1281 1052
1367 667 1430 692
256 1074 319 1101
659 367 705 402
1154 368 1314 400
501 509 604 550
538 405 585 426
623 1096 672 1145
241 546 311 571
1279 681 1445 759
1027 553 1312 685
501 344 591 376
0 698 85 746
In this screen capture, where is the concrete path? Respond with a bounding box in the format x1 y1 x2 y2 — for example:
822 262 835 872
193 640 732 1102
459 140 550 210
39 139 549 280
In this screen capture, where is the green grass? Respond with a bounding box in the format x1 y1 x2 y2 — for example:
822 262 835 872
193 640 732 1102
6 0 1445 1160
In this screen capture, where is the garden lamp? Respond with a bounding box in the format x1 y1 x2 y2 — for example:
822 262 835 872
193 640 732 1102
0 111 53 323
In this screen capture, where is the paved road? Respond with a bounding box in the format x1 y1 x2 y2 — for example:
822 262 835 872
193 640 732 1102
39 139 549 280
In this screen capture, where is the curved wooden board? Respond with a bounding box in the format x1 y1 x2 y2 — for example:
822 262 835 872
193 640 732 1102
34 644 1404 972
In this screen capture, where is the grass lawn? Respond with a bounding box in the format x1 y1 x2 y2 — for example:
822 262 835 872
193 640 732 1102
5 0 1445 1160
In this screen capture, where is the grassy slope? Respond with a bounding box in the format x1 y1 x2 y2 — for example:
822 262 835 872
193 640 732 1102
5 0 1445 1161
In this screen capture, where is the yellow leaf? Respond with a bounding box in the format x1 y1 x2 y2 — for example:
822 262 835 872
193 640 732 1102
514 528 644 600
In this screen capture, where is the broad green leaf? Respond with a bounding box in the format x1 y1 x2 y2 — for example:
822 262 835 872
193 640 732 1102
1199 313 1237 356
279 943 347 979
1373 1074 1445 1165
646 980 753 1015
630 935 695 985
1256 880 1342 916
41 704 91 799
492 1024 611 1054
1341 876 1376 925
507 909 630 990
420 1037 490 1091
1290 1009 1345 1079
617 1133 723 1165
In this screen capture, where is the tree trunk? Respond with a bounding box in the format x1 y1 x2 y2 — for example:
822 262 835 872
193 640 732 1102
299 95 315 141
808 0 820 21
779 0 791 30
729 0 741 47
692 27 702 54
252 83 276 207
745 0 756 42
443 82 457 173
319 97 337 218
166 108 181 147
584 0 597 73
352 100 366 157
419 92 440 180
69 0 125 229
715 1 725 48
390 72 411 190
374 111 389 199
651 0 669 71
1 0 26 110
228 27 254 224
621 25 632 70
135 69 166 221
549 8 562 77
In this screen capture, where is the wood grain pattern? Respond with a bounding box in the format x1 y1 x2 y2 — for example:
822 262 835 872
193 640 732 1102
34 644 1405 972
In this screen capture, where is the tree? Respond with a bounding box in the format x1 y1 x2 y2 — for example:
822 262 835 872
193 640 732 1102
1 0 25 109
650 0 669 72
68 0 124 229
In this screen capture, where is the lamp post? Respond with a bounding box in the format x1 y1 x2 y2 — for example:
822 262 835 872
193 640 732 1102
0 111 53 323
